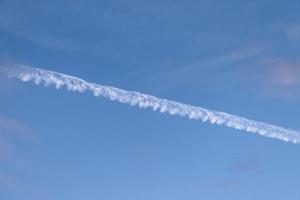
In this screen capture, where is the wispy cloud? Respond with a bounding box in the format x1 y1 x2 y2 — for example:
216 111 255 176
155 37 300 100
219 44 267 62
267 60 300 87
233 58 300 98
150 43 267 90
0 14 78 51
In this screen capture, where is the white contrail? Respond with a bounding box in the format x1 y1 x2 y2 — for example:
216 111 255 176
3 65 300 144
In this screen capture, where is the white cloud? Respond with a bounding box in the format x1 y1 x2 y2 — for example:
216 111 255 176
6 65 300 144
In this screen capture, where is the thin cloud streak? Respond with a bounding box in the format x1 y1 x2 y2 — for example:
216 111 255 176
3 65 300 144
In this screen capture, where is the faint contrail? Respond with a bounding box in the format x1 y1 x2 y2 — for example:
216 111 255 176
4 65 300 144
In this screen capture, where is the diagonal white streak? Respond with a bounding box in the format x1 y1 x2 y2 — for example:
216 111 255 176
4 65 300 144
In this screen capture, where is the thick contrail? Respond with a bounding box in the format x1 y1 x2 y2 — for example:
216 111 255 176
3 65 300 144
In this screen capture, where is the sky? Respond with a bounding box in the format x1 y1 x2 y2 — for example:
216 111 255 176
0 0 300 199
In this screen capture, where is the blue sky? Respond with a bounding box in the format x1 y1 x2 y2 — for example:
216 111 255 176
0 0 300 199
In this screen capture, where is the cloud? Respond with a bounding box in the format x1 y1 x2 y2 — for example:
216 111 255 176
4 65 300 144
0 23 78 51
215 40 300 98
267 60 300 87
261 60 300 98
234 58 300 98
157 39 299 100
219 44 267 62
0 13 79 51
150 43 267 91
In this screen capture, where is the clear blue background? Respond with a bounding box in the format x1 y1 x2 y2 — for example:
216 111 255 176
0 0 300 199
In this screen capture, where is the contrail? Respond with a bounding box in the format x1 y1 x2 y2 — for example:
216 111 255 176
3 65 300 144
